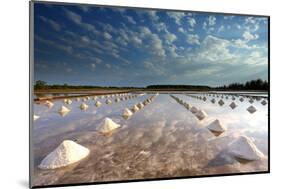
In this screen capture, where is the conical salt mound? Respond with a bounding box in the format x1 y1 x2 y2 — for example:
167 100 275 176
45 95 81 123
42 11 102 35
203 97 207 101
122 108 133 118
137 102 144 109
58 105 70 113
232 97 236 101
195 110 207 120
105 99 112 104
218 99 224 106
97 117 121 134
239 97 244 102
228 136 264 161
80 103 89 110
115 98 120 102
184 103 191 110
249 98 254 104
207 119 226 133
229 102 237 109
76 97 80 101
261 100 267 106
190 106 198 114
95 101 102 107
65 99 72 105
58 106 70 117
247 105 257 114
38 140 90 169
34 115 40 121
211 99 216 103
132 105 139 112
45 100 54 108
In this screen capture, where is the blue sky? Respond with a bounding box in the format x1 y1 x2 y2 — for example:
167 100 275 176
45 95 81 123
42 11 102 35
34 3 268 87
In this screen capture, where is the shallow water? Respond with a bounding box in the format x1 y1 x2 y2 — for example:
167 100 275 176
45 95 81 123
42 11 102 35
32 92 268 187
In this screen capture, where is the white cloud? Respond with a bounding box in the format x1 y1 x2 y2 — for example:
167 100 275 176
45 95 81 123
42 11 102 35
187 34 200 45
167 12 186 25
64 9 100 35
165 33 177 44
91 63 96 69
104 32 112 40
187 17 196 27
196 35 234 62
146 10 159 22
81 36 90 43
208 16 216 26
223 16 235 20
218 25 224 33
64 9 81 24
178 27 185 33
35 35 73 54
79 6 89 12
144 61 165 75
155 22 168 32
126 16 136 24
93 57 102 64
105 64 111 69
39 16 61 31
150 34 166 57
139 26 166 57
243 31 259 41
132 36 142 45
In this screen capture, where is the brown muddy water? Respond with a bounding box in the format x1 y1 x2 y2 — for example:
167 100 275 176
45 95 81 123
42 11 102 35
32 92 268 187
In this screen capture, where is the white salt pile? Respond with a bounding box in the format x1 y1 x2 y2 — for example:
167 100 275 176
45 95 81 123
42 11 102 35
137 102 144 109
211 99 216 103
65 99 72 105
80 103 89 110
58 105 70 113
203 97 207 101
97 117 121 134
115 98 120 102
206 119 226 133
38 140 90 169
228 136 264 161
261 100 267 105
195 110 207 120
184 103 191 110
34 115 40 121
247 105 257 114
190 106 198 114
132 105 139 112
76 98 80 102
239 97 244 102
105 99 112 104
58 106 70 116
218 99 224 106
249 98 254 104
45 100 54 108
232 97 236 101
229 102 237 109
122 108 133 118
95 101 102 107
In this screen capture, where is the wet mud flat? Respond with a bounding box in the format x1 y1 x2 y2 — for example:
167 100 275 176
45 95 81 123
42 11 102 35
32 93 268 186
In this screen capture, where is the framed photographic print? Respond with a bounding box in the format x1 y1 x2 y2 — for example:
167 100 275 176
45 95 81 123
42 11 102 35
30 1 269 188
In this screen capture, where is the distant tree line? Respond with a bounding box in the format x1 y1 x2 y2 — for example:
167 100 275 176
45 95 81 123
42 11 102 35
215 79 268 91
34 78 268 91
146 85 211 90
34 80 142 90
